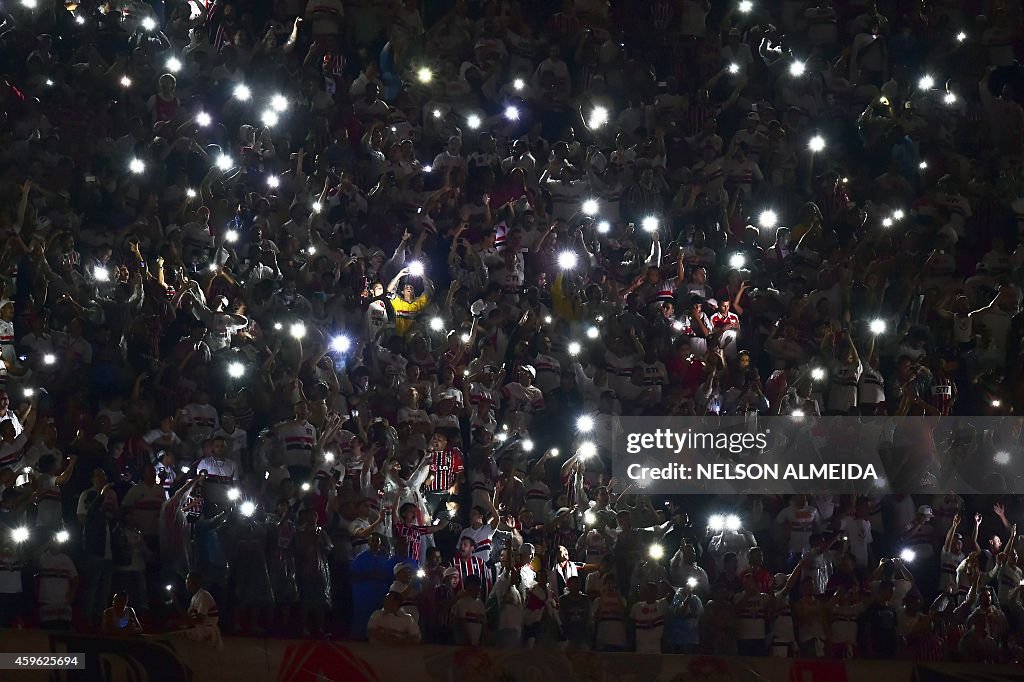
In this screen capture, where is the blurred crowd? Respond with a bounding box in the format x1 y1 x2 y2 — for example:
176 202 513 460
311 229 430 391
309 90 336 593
0 0 1022 663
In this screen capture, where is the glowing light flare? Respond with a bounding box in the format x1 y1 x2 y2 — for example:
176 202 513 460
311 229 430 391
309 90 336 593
331 335 351 353
808 135 826 153
227 361 245 379
407 261 425 277
869 318 887 335
289 322 307 339
648 544 665 560
577 415 595 433
557 252 579 270
233 84 252 101
166 57 182 73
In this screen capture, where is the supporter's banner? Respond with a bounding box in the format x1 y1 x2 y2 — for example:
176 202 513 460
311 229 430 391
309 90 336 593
2 630 1021 682
608 416 1024 494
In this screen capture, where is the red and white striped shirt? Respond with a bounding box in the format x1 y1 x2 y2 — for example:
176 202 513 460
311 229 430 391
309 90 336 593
428 448 464 492
452 555 492 599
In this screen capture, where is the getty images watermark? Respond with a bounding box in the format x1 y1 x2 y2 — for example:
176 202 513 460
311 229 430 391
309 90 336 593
609 416 1024 495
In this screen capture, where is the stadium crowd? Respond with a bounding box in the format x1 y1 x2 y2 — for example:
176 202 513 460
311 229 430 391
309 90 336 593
0 0 1023 664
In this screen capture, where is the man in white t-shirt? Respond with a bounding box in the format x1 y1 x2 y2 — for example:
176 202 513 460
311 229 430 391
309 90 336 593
36 540 78 628
631 581 671 653
177 572 221 646
368 591 421 645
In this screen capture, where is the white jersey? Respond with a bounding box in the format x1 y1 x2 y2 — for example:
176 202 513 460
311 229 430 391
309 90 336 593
37 551 78 622
277 420 317 469
194 456 238 485
631 599 667 653
181 403 219 446
459 524 498 563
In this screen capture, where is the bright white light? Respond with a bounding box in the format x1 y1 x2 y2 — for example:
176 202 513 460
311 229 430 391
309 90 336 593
289 322 306 339
649 544 665 560
261 109 279 127
324 452 335 463
738 0 753 12
900 548 916 563
708 514 725 532
582 198 599 216
273 322 283 330
94 266 110 282
216 155 232 171
673 320 685 331
416 67 433 84
725 514 741 532
882 217 894 228
513 78 525 92
301 482 311 492
892 209 905 221
75 14 85 24
789 61 806 77
811 367 826 381
423 165 432 173
994 451 1011 466
550 448 560 457
589 106 609 129
544 315 553 324
416 568 426 578
992 399 1002 408
225 229 239 243
578 441 597 459
233 83 251 101
459 332 471 344
186 188 197 198
408 261 425 277
944 92 957 105
331 335 351 353
557 252 578 270
869 318 887 335
129 158 145 174
23 388 34 398
597 220 611 234
429 317 444 332
466 114 482 130
270 94 289 112
792 409 805 418
808 135 826 153
577 415 595 433
432 109 442 119
45 79 53 86
919 161 928 170
267 175 280 189
118 74 132 88
11 527 29 543
687 577 698 588
166 57 182 73
918 75 935 90
728 63 740 75
956 31 967 43
584 510 597 525
141 16 157 31
496 432 508 442
758 210 778 229
55 530 69 543
504 106 519 121
165 584 173 591
729 253 746 269
240 501 256 517
586 326 599 339
522 439 534 452
227 487 241 501
227 361 245 379
43 353 56 365
641 216 659 233
568 341 582 356
196 111 212 127
182 466 190 474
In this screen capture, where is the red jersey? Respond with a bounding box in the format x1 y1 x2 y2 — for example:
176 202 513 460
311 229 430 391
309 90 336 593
428 447 464 492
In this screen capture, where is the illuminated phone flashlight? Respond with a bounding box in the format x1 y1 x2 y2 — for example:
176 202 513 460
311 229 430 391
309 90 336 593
578 441 597 459
738 0 753 12
306 245 316 256
892 209 905 221
550 447 560 457
808 135 826 153
810 367 826 381
416 67 433 84
944 92 957 105
758 210 778 229
120 75 132 88
43 353 56 365
513 78 525 92
215 154 233 172
899 548 916 563
641 216 659 233
504 106 520 121
165 584 174 592
582 198 599 216
496 432 508 442
466 114 482 130
459 332 471 343
207 263 218 272
269 94 289 113
309 201 322 214
261 109 280 127
586 326 600 340
686 577 698 589
432 109 442 119
300 482 311 493
196 111 212 127
577 415 595 433
323 451 336 464
597 220 611 234
584 510 596 525
226 488 241 501
992 399 1002 408
224 229 239 244
955 31 967 43
166 56 182 73
869 318 887 335
75 14 85 25
240 501 256 517
543 315 553 324
673 320 685 331
264 175 280 190
708 514 725 532
331 335 351 353
994 451 1011 466
589 106 609 129
233 83 251 101
416 568 426 579
264 471 269 480
289 322 306 339
917 74 935 90
522 439 534 452
422 165 433 173
557 252 579 270
728 63 740 75
227 361 245 379
45 78 53 86
186 188 197 199
54 529 69 544
725 514 741 532
94 266 111 282
729 253 746 269
181 466 190 474
791 408 806 419
648 543 665 560
129 158 145 174
919 160 928 171
789 61 806 78
11 527 29 543
141 16 157 31
408 261 425 277
882 217 894 228
429 317 444 332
